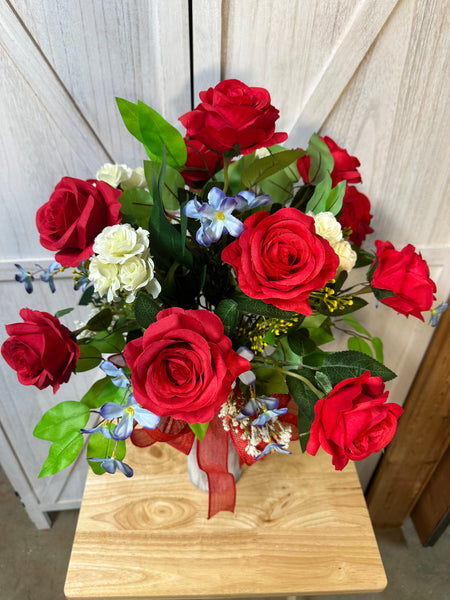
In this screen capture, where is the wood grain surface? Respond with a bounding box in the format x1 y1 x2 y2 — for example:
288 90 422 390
65 442 386 599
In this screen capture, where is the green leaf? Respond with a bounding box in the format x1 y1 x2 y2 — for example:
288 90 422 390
54 307 74 319
308 325 334 346
371 337 384 363
137 100 187 167
87 430 126 475
88 331 126 354
253 366 288 396
287 374 320 452
325 180 346 215
85 308 113 332
232 290 295 320
309 294 368 316
353 244 375 268
38 432 85 477
257 145 300 205
134 292 160 329
241 149 305 188
342 313 371 337
81 377 124 409
321 350 396 386
33 401 90 441
215 299 239 336
119 188 153 228
116 97 143 143
189 422 209 442
315 371 333 395
75 344 102 372
287 328 316 357
78 285 95 306
307 133 334 184
305 175 332 214
347 336 373 357
372 286 396 302
144 160 183 211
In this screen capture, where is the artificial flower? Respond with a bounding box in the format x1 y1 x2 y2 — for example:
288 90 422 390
297 136 361 186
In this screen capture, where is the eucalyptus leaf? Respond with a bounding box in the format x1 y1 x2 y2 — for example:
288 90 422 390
33 401 90 441
38 432 85 477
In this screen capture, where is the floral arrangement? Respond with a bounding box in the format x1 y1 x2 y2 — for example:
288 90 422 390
2 79 444 517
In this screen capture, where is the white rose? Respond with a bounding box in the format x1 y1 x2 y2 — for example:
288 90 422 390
332 239 357 273
121 167 147 190
118 254 161 302
93 224 149 264
255 147 271 159
313 211 343 246
88 257 121 302
96 163 132 188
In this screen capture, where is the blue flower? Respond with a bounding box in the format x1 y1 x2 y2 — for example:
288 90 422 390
429 302 448 327
100 360 130 388
236 346 256 385
35 261 61 293
80 423 117 439
15 264 34 293
88 456 133 477
254 442 291 461
236 395 288 426
234 190 271 211
184 187 244 246
100 394 160 440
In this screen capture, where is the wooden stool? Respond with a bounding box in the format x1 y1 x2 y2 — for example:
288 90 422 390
65 442 386 599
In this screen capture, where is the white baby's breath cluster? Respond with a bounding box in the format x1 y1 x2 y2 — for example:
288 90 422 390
312 211 357 273
89 224 161 303
219 397 292 458
96 163 146 190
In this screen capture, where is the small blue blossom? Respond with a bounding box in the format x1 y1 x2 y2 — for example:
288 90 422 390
100 394 160 440
236 395 288 426
429 302 448 327
236 346 256 385
35 261 61 293
80 423 117 439
254 442 291 461
15 264 34 293
234 190 271 211
184 187 244 246
88 456 133 477
73 263 90 291
100 360 130 388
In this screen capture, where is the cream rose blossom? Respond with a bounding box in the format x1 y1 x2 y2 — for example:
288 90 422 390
96 164 133 188
119 254 161 302
333 239 357 273
93 224 149 264
312 211 343 246
88 257 120 302
121 167 146 190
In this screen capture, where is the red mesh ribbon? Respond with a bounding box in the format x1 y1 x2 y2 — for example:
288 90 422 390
131 416 194 455
197 414 236 519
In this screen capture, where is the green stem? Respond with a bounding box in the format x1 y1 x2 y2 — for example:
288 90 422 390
223 156 231 194
275 366 323 398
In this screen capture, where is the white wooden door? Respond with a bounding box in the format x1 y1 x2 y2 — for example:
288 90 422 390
1 0 449 528
0 0 191 527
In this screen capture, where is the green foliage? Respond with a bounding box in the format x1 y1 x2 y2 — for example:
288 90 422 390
286 373 321 452
353 245 374 268
341 313 384 361
305 175 345 216
371 337 384 363
116 97 187 167
347 336 373 357
87 331 126 354
75 344 102 372
215 299 239 336
78 285 95 306
306 133 334 184
134 292 160 329
119 188 153 228
54 307 74 319
232 290 295 320
287 328 316 357
87 430 126 475
80 377 125 409
33 401 90 441
309 294 368 317
38 432 85 477
321 351 396 386
241 149 304 188
315 371 333 395
84 308 113 331
253 366 288 396
144 160 183 210
189 422 209 442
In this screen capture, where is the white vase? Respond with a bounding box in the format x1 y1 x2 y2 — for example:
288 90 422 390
187 438 242 492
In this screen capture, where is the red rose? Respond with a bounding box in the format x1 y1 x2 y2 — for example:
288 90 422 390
297 136 361 186
1 309 80 393
370 241 436 320
307 371 403 470
123 308 250 424
179 79 288 155
36 177 122 267
339 185 374 246
181 139 223 188
222 208 339 315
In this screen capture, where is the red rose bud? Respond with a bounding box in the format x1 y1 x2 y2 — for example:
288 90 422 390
179 79 288 156
1 309 80 393
339 185 374 246
370 240 436 320
297 135 361 187
307 371 403 470
36 177 122 267
181 139 223 188
222 208 339 315
123 308 250 424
